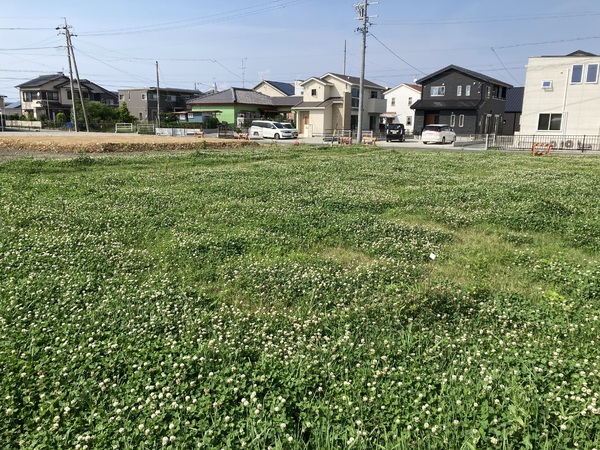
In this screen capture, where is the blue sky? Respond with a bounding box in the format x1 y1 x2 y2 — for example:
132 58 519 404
1 0 600 102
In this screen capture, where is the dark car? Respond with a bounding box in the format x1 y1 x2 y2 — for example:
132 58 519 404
386 123 405 142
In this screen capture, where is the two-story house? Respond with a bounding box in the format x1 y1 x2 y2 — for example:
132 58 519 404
118 87 200 122
382 83 422 134
293 73 386 137
16 73 118 120
411 65 512 135
519 50 600 138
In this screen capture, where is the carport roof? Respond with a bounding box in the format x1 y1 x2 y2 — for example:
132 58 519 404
411 99 482 110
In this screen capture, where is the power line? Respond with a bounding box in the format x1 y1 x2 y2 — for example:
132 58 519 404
79 0 314 37
491 47 521 85
369 33 427 76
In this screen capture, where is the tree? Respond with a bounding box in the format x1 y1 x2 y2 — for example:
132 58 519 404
117 102 136 123
56 112 67 124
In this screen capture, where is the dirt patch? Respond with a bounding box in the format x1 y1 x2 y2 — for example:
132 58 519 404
0 132 259 161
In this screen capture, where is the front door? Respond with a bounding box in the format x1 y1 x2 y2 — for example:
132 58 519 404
425 112 439 125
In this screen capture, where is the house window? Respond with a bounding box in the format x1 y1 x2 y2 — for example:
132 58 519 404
391 97 396 106
351 87 360 107
141 93 147 100
458 114 465 127
406 116 412 126
537 113 562 131
542 80 553 89
450 114 456 127
571 64 584 83
119 94 124 101
311 88 317 97
465 85 471 96
485 86 491 98
47 92 58 101
457 86 462 96
188 113 194 119
586 64 599 83
408 96 413 106
430 86 445 96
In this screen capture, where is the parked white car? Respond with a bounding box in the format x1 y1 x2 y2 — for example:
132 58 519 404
280 122 299 138
249 120 296 139
421 124 456 144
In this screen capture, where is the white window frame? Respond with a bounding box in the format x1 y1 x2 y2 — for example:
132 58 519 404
465 85 471 96
391 97 396 106
408 96 413 105
458 114 465 127
141 93 147 100
541 80 553 89
457 86 462 96
450 114 456 127
430 86 445 97
571 64 584 84
537 113 562 131
586 63 599 83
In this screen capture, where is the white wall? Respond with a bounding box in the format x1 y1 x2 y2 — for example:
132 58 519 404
521 54 600 136
383 84 421 133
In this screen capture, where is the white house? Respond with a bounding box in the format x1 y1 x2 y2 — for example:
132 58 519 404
382 83 422 133
520 50 600 139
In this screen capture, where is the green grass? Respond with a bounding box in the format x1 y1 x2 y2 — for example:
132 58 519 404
1 146 600 449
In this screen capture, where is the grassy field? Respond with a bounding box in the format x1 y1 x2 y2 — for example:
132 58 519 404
1 145 600 449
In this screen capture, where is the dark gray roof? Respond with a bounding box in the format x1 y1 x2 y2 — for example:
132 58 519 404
326 73 385 90
416 65 512 88
505 87 524 113
411 99 483 110
542 50 598 58
16 73 67 88
55 79 116 96
271 95 303 107
188 88 275 106
261 80 295 96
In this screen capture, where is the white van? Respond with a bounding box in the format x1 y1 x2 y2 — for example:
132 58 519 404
250 120 296 139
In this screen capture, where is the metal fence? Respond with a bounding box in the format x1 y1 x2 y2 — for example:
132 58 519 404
486 134 600 152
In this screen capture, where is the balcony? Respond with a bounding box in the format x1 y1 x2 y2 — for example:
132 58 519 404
366 97 386 114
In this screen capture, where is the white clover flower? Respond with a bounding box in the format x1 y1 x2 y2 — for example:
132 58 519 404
491 437 498 445
162 436 169 446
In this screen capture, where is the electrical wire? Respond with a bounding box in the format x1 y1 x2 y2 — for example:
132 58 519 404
79 0 314 37
369 33 427 76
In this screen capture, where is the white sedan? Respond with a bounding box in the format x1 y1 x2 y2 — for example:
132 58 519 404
421 124 456 144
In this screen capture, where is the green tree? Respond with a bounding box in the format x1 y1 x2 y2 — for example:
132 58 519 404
117 101 136 123
56 112 67 124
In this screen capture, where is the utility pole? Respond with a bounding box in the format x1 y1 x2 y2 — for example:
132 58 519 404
156 61 161 128
58 19 89 132
241 58 247 88
58 20 78 132
354 1 376 144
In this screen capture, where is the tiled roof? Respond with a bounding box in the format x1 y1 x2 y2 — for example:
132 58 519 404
271 96 303 107
416 65 512 88
325 73 385 90
188 88 274 106
16 73 67 88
